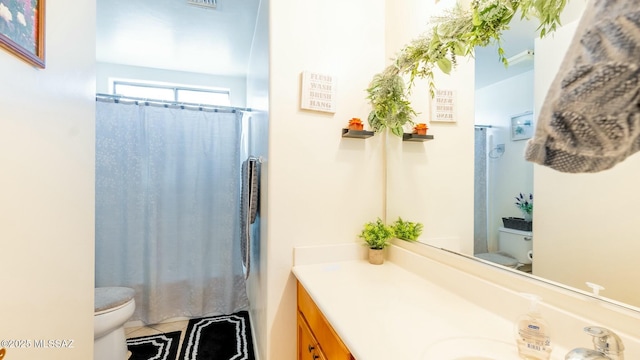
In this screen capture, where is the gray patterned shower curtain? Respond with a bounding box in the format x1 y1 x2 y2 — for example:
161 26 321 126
95 100 249 324
474 127 488 254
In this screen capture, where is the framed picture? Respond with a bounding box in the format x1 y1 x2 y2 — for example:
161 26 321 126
510 111 534 141
431 88 456 122
300 71 336 113
0 0 45 68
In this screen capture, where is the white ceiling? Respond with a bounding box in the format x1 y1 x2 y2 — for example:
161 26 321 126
474 16 539 89
96 1 535 86
96 0 261 77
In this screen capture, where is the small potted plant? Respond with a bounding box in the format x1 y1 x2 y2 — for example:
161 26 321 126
392 217 423 242
413 123 428 135
348 117 364 131
359 218 395 265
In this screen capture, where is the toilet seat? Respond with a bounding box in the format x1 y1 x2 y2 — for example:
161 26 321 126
95 287 135 315
475 252 519 267
94 287 136 360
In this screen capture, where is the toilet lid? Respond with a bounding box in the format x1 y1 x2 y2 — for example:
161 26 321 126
475 252 519 267
95 287 135 313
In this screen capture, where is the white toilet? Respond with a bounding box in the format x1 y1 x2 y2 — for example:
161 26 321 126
476 227 533 269
94 287 136 360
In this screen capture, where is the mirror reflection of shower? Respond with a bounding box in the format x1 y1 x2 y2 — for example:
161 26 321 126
474 67 535 270
473 125 504 255
474 9 536 260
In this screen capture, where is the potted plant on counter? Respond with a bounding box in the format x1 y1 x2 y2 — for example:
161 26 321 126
359 218 395 265
392 217 423 242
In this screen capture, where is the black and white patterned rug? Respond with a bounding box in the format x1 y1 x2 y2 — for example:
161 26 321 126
126 311 255 360
179 311 255 360
127 331 181 360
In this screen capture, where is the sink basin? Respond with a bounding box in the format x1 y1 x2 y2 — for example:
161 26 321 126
421 337 520 360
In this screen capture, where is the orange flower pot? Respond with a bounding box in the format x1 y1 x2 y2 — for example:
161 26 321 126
413 123 428 135
348 118 364 131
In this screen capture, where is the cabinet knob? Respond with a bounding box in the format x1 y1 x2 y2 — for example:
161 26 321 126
313 355 320 360
308 344 315 352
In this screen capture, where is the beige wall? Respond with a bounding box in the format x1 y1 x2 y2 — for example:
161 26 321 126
266 1 386 358
0 0 96 359
385 0 475 254
533 17 640 307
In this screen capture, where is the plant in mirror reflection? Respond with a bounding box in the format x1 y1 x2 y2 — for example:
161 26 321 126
515 193 533 216
392 217 424 242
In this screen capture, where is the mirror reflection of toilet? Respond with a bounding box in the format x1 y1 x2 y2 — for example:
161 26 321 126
476 227 533 272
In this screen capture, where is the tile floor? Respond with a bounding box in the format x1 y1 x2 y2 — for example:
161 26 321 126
125 319 190 350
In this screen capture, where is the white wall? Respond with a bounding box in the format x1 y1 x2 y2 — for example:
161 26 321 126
266 1 386 358
245 0 269 358
0 0 95 359
96 62 247 107
476 71 534 251
385 0 475 255
533 18 640 307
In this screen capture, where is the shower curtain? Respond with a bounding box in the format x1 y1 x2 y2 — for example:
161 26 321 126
95 100 249 325
474 127 488 254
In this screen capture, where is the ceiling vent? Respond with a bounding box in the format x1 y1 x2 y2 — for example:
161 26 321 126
187 0 217 9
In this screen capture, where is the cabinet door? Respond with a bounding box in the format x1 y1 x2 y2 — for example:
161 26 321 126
298 283 354 360
298 313 326 360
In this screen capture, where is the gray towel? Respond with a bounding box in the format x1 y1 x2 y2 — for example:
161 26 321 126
240 157 259 279
525 0 640 173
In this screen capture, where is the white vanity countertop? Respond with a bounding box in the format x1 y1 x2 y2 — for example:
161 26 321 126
292 259 566 360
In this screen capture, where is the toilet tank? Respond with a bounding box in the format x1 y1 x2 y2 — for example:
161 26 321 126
498 227 533 264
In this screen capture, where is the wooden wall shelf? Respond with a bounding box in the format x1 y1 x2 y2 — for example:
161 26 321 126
342 128 374 139
402 133 434 142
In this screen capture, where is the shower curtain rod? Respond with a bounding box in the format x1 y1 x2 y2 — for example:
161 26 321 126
96 93 252 113
475 124 493 128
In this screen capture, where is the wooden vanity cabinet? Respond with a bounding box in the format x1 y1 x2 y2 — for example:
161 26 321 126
297 312 327 360
297 282 354 360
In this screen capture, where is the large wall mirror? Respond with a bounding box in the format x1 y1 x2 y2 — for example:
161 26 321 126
385 0 640 311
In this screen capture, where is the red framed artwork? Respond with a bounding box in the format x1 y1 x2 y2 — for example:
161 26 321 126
0 0 45 68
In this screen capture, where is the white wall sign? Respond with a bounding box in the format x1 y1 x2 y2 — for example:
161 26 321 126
431 89 456 122
300 71 336 113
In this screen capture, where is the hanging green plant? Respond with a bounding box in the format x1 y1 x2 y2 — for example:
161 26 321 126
366 0 567 135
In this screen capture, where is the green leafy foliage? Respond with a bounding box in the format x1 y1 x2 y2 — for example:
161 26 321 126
366 68 417 136
359 218 396 250
392 217 424 242
366 0 567 135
